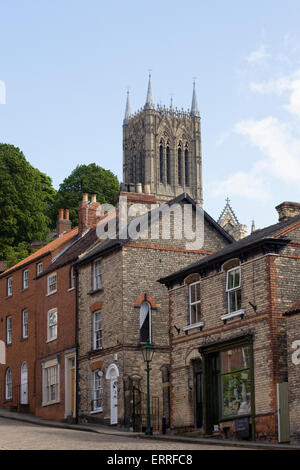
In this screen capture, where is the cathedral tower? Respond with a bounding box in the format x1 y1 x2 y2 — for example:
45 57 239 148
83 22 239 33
122 75 203 204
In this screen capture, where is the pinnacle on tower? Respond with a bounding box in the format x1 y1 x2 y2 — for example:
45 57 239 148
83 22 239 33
191 79 199 117
144 72 154 110
123 89 131 125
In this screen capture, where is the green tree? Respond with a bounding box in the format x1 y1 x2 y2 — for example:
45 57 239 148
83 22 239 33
0 144 55 262
52 163 119 226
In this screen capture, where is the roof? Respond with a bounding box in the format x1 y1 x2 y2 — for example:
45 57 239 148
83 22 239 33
158 213 300 286
39 227 99 277
284 299 300 316
75 193 234 267
1 228 78 278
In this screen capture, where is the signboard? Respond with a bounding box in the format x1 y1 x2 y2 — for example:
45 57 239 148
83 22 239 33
235 417 250 439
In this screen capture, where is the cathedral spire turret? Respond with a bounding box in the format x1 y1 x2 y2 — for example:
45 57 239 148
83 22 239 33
123 89 131 125
144 72 154 110
191 79 199 117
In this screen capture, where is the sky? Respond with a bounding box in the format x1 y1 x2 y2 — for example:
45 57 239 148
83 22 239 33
1 1 300 230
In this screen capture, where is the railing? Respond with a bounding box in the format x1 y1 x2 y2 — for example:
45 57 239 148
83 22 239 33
132 386 160 433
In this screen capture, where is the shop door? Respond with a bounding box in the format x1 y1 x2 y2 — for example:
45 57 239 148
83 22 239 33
205 353 220 435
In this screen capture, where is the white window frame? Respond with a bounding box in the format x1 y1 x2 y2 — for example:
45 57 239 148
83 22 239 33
93 311 102 350
189 281 201 325
226 267 242 314
91 369 103 413
47 272 57 295
7 316 12 345
37 262 43 276
5 368 12 401
93 260 102 291
22 309 28 339
69 266 75 290
47 308 58 342
7 277 13 297
42 358 60 406
139 301 152 343
23 269 29 290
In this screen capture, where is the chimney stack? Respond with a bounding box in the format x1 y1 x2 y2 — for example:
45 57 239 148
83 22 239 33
275 201 300 222
56 208 72 237
78 193 102 235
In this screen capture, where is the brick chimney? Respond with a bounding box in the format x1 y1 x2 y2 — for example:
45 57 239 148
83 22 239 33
78 193 102 234
276 201 300 222
56 209 72 237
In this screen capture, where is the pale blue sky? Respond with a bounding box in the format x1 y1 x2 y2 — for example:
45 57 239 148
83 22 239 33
1 0 300 230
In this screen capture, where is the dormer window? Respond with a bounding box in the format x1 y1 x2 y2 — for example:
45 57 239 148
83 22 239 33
47 273 57 295
226 267 242 313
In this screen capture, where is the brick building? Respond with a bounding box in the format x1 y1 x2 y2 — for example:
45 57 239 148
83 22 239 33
0 197 101 421
75 191 232 430
0 210 76 414
159 201 300 442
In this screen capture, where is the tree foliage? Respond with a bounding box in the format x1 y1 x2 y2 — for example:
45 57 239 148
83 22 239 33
0 144 56 262
52 163 119 226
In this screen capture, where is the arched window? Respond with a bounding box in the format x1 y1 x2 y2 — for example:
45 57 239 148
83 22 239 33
166 144 171 184
159 141 164 183
185 145 189 186
5 368 12 400
140 301 152 343
178 145 182 186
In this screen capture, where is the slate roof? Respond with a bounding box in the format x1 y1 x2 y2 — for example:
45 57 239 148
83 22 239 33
75 193 235 267
158 213 300 286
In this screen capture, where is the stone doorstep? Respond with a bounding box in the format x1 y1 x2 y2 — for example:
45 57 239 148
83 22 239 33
0 409 299 450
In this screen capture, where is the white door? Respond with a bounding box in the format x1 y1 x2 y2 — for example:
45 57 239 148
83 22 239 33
20 362 28 404
106 364 119 425
110 379 118 425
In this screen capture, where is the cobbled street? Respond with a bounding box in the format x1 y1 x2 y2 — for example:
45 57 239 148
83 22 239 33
0 417 249 450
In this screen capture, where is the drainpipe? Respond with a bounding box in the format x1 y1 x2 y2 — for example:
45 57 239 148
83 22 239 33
75 264 79 424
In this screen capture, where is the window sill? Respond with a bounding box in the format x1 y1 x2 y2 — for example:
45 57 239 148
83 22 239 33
183 322 204 333
90 409 103 414
221 309 245 322
42 400 60 407
88 288 103 295
21 287 29 292
46 337 57 343
21 337 28 342
5 295 13 299
68 287 75 292
46 290 57 297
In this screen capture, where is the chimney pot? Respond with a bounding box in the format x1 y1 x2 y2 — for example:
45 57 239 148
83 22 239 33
91 193 97 203
144 184 151 195
64 209 69 220
136 183 142 194
82 193 88 203
59 208 64 220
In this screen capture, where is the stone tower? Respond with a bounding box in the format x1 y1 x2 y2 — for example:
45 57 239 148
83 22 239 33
122 75 203 204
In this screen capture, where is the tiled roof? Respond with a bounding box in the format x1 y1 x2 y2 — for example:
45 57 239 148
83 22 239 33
1 228 78 277
158 213 300 285
39 227 99 277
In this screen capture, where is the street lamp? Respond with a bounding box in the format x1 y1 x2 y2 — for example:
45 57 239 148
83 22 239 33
141 339 155 436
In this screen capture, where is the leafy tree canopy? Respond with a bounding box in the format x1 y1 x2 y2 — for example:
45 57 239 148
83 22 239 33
0 144 56 263
52 163 119 226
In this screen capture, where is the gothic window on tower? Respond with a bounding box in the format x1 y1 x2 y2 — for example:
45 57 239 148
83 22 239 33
178 144 182 186
140 301 152 343
185 145 189 186
159 140 164 183
166 143 171 185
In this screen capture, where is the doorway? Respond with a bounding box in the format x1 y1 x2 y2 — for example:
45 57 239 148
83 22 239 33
65 354 76 418
194 360 203 428
105 364 119 425
20 362 28 404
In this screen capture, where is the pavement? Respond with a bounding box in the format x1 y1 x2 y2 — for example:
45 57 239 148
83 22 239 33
0 408 299 450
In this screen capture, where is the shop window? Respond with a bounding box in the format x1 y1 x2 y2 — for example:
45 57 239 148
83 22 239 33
220 345 251 418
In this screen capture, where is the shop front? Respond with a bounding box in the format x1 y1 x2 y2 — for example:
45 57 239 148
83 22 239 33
199 335 254 440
